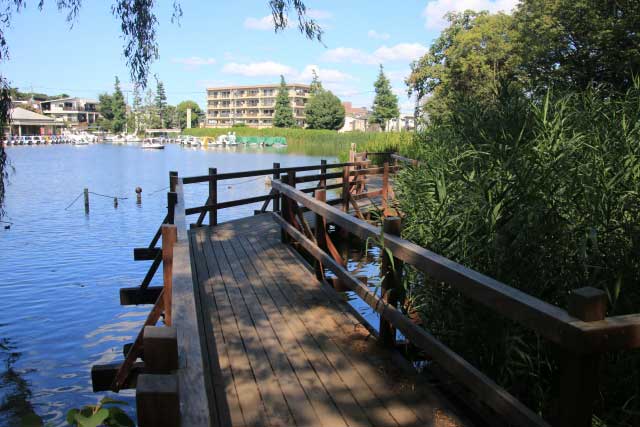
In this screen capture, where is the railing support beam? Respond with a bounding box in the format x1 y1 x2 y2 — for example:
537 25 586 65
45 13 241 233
380 217 403 347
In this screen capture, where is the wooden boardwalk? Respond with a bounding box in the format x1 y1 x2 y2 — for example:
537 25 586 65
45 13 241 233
189 214 471 427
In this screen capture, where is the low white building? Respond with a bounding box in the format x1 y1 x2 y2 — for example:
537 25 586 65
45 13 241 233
385 116 416 132
5 107 64 136
40 97 100 128
339 116 369 132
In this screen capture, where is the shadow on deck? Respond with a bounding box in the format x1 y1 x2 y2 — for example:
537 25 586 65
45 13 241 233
189 214 471 427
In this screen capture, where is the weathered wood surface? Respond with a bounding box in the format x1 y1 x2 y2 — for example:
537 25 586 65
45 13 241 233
189 214 471 427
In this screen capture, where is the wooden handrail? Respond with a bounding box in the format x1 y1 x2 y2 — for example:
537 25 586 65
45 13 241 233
181 162 354 184
271 179 640 354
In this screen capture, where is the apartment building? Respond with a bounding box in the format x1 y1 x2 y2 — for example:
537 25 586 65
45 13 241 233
40 97 100 128
206 84 311 128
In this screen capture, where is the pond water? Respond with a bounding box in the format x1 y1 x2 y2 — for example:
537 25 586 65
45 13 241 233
0 143 382 426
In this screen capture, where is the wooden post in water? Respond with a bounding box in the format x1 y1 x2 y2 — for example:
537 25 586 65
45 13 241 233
84 188 89 213
209 168 217 226
136 187 142 205
273 162 280 212
557 287 606 427
162 225 177 326
314 189 327 281
380 217 403 348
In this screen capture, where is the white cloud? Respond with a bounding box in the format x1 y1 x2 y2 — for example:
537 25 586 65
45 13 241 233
367 30 390 40
322 43 428 65
322 47 375 64
373 43 428 62
222 61 296 77
243 15 277 30
423 0 519 30
171 56 216 70
298 64 354 83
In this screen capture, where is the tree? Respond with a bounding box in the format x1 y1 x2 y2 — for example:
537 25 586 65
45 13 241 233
406 11 520 121
98 93 114 131
112 76 127 133
370 65 399 130
513 0 640 94
154 78 167 128
305 81 345 130
176 100 202 129
0 1 323 214
273 75 295 128
309 69 323 95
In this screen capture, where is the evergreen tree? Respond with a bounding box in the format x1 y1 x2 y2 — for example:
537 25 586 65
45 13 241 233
155 78 167 128
370 65 399 130
112 76 127 133
273 75 295 128
309 69 323 95
176 100 203 129
98 93 114 131
305 73 344 130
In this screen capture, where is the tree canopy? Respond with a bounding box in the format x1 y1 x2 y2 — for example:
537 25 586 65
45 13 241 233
112 76 127 133
176 100 202 129
304 73 344 130
273 75 296 128
370 65 399 130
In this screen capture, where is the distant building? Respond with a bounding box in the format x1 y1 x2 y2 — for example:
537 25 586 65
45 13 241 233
206 84 311 128
5 107 64 136
339 116 369 133
386 115 416 132
40 97 100 128
342 102 369 119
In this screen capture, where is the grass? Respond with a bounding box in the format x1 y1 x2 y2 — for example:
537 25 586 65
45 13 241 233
182 127 414 159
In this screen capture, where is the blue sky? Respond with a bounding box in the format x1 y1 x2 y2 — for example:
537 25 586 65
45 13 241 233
3 0 517 114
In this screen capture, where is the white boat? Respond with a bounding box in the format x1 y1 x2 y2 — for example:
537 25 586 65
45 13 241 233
142 138 164 149
142 142 164 149
125 134 142 143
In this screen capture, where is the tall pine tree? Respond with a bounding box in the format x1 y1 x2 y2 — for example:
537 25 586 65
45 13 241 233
305 72 345 130
112 76 127 133
370 65 399 131
155 78 167 128
273 75 295 128
309 69 323 95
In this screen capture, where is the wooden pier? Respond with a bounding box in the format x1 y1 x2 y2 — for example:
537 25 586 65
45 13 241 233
92 148 640 427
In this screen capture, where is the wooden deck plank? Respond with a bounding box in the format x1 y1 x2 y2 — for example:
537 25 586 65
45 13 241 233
190 213 471 427
247 237 416 427
191 230 242 427
199 232 271 427
213 237 316 427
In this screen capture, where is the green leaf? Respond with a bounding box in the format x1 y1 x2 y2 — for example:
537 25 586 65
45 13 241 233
66 409 80 426
74 408 109 427
99 397 129 406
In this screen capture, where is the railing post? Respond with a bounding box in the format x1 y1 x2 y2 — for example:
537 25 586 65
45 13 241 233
314 189 327 281
382 162 389 212
273 162 280 212
167 192 177 225
379 217 403 348
342 166 350 213
162 225 177 326
557 287 607 427
169 171 178 192
209 168 217 226
320 159 327 190
281 174 290 244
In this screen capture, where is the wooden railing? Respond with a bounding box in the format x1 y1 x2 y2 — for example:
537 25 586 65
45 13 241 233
271 178 640 427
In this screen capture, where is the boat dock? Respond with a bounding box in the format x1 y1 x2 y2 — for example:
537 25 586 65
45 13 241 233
91 148 640 427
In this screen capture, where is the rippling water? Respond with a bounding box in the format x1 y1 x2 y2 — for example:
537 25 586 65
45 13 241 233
0 143 338 426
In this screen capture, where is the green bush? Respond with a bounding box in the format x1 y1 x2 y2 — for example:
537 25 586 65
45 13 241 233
396 82 640 424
